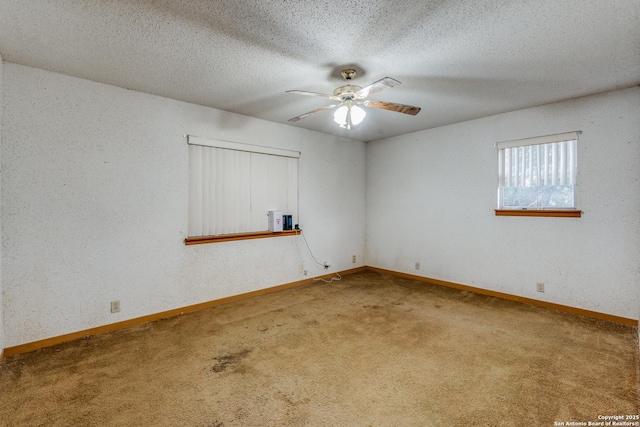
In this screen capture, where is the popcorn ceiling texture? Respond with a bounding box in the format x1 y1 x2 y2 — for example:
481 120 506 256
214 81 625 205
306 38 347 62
0 0 638 142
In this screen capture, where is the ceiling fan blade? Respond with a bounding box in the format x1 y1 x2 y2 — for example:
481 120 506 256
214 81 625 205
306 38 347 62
288 104 340 122
286 90 340 100
363 99 421 116
355 77 401 98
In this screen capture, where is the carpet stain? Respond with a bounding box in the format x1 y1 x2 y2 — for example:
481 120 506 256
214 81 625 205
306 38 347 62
275 391 311 407
196 421 223 427
211 349 251 373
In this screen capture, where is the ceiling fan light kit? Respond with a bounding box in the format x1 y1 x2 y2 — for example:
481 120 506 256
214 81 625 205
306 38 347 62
287 69 421 129
333 104 366 129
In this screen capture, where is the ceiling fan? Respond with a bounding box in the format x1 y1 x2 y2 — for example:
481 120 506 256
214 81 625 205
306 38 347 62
286 69 421 129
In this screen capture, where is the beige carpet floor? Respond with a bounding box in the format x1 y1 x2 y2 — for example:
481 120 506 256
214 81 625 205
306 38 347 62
0 270 638 426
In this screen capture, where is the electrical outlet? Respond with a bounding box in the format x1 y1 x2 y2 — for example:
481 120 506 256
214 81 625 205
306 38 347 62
352 255 356 263
324 261 330 269
536 282 545 293
110 300 121 313
415 262 420 270
303 270 308 276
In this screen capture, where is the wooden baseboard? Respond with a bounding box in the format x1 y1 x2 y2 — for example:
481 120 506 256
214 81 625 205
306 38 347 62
366 266 638 327
2 264 634 360
2 267 366 359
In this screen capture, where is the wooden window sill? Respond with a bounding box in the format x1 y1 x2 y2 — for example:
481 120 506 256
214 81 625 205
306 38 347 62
495 209 581 218
185 229 301 245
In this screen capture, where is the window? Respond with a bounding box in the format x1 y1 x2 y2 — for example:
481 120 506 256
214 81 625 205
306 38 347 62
496 131 580 215
187 136 299 237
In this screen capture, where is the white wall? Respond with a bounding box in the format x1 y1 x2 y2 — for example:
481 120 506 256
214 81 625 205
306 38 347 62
2 62 637 352
1 64 366 348
367 87 640 321
0 55 4 354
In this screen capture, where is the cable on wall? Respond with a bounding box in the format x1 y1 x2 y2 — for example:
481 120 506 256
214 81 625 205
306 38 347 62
295 229 341 283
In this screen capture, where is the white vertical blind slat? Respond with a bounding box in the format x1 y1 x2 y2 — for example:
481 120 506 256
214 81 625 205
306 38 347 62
535 145 540 186
559 141 567 185
236 151 252 233
542 144 548 186
188 145 203 237
551 143 558 185
214 149 224 235
519 147 525 187
502 149 508 187
569 140 577 186
512 148 516 186
288 158 299 225
527 146 533 186
250 153 267 231
208 148 214 234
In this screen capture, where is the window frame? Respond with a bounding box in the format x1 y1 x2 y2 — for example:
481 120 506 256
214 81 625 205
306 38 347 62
495 131 582 218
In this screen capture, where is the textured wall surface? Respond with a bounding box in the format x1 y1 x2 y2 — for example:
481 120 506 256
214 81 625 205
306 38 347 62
366 87 640 320
1 64 366 347
0 55 4 353
2 62 638 350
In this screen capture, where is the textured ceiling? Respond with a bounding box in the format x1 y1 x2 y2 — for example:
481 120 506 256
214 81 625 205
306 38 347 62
0 0 639 142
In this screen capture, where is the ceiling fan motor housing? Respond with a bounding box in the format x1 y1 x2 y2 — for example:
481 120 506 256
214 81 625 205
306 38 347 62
333 85 363 101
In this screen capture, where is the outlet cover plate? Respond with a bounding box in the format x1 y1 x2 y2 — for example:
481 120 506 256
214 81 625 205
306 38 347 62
111 300 121 313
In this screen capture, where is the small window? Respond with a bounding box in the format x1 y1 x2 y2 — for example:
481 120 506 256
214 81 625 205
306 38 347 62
187 136 299 237
496 132 580 211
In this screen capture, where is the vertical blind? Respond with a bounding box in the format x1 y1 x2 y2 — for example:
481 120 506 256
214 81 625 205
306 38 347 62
187 136 299 237
498 140 577 188
496 132 579 209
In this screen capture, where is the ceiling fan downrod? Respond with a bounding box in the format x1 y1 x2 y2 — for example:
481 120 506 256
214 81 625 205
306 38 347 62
341 69 357 81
